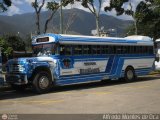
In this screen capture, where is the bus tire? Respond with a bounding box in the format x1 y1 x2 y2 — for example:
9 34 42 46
124 66 136 82
32 71 53 94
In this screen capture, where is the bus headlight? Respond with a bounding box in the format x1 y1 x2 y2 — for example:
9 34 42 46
18 65 25 71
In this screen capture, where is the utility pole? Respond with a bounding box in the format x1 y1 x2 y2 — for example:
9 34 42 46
60 0 63 34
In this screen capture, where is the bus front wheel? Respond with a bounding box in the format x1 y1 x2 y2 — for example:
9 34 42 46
124 67 136 82
32 71 53 94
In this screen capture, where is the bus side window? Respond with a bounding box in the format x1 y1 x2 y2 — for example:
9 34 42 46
148 46 153 54
83 45 89 55
92 45 97 55
74 45 82 55
60 45 72 56
97 45 101 54
65 45 72 55
101 45 106 54
60 45 65 55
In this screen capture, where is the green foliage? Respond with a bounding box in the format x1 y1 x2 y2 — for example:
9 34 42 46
31 2 38 8
61 0 75 6
104 0 129 15
47 1 59 11
24 35 32 51
125 25 135 36
81 0 93 8
5 36 25 51
0 0 11 12
0 37 13 57
0 35 25 58
134 0 160 39
47 0 75 11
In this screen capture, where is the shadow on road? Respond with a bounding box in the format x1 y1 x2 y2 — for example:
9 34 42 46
0 75 160 100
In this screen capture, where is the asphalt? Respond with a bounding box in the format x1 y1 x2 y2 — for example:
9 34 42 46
0 75 160 118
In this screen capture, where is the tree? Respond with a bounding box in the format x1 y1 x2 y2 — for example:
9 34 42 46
5 35 26 51
0 0 11 12
78 0 102 36
32 0 45 34
44 1 59 33
32 0 75 34
104 0 140 35
0 35 25 62
0 37 12 58
133 0 160 40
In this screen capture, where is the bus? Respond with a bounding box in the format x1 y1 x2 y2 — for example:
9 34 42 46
155 38 160 70
0 47 4 86
5 33 155 93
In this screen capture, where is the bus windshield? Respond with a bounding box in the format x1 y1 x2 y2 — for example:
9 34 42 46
32 44 55 56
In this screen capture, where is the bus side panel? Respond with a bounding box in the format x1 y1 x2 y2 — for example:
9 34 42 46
56 56 109 85
121 57 154 77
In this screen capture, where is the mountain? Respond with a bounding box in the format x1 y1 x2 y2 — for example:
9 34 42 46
0 8 133 38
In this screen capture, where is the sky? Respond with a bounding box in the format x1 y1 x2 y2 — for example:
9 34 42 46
3 0 142 20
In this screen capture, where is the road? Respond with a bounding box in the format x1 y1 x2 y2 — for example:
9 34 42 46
0 75 160 115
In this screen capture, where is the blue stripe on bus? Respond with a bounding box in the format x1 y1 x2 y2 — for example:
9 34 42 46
60 36 152 44
105 55 115 73
56 69 152 85
57 67 152 84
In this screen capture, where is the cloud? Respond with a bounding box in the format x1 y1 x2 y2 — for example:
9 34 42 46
64 1 90 12
24 0 49 11
102 0 144 20
25 0 35 4
7 5 21 16
12 0 23 5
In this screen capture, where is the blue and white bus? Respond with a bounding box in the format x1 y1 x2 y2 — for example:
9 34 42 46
155 38 160 70
0 47 4 87
5 33 155 93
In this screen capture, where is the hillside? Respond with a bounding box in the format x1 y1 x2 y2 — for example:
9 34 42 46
0 8 133 38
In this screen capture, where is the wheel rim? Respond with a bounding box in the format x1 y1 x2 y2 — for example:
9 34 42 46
127 70 134 80
39 76 49 89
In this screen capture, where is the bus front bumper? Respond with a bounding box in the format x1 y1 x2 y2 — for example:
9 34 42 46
5 74 28 85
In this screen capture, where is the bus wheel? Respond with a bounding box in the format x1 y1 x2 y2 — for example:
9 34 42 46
32 71 52 94
124 67 136 82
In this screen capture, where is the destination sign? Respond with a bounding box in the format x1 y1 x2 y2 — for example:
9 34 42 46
84 62 96 66
36 37 49 43
80 68 100 74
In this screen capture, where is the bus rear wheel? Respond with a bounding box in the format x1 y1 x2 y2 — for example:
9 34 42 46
124 67 136 82
32 71 52 94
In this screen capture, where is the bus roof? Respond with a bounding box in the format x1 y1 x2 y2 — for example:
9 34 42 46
32 33 153 46
155 38 160 42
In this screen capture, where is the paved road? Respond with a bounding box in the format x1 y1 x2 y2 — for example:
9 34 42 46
0 75 160 114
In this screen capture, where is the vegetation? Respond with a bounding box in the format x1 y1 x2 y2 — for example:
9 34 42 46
104 0 160 40
0 35 25 62
78 0 103 36
134 0 160 40
105 0 139 35
0 0 11 12
32 0 75 34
